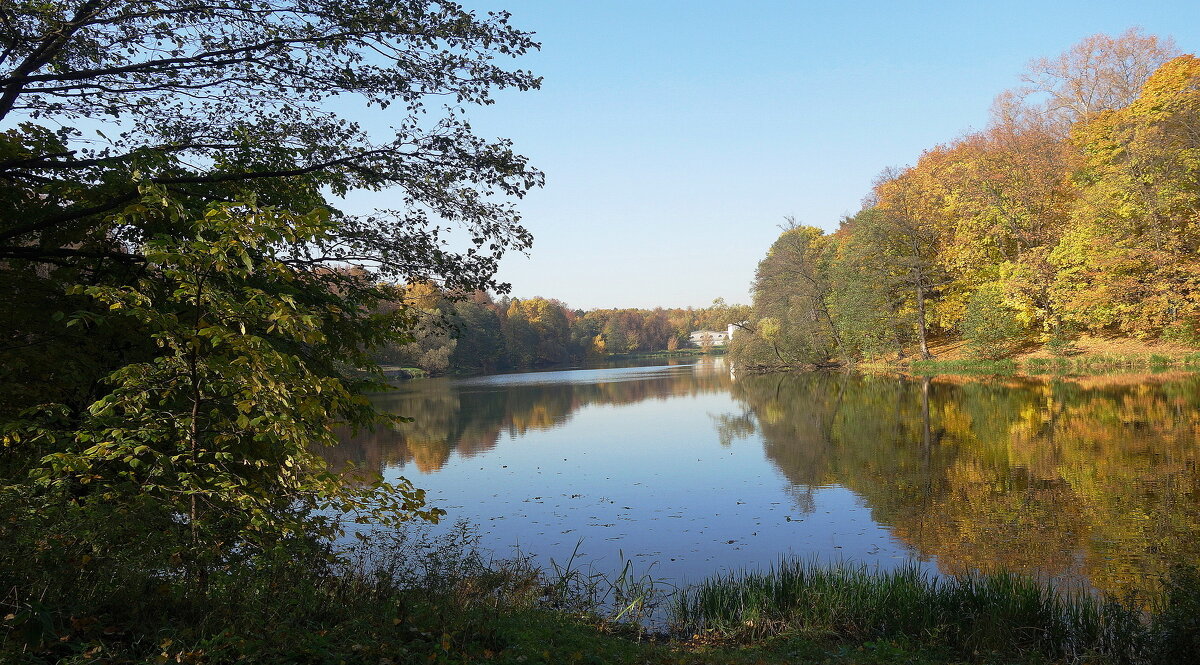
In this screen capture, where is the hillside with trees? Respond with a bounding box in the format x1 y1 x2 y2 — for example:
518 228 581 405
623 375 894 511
732 30 1200 368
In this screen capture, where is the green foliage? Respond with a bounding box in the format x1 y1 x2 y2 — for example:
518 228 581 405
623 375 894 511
732 223 841 366
1 0 546 416
4 192 440 569
961 284 1026 359
674 558 1200 664
1 0 543 630
2 0 547 537
1045 333 1080 357
827 210 915 359
1162 320 1200 346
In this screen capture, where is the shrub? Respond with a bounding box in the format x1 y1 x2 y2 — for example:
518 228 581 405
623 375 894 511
1045 334 1080 357
1163 320 1200 346
961 285 1026 360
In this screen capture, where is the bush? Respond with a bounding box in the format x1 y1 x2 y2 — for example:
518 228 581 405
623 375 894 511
961 284 1026 360
1163 320 1200 346
1045 333 1081 357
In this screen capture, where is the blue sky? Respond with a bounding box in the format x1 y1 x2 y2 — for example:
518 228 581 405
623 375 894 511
364 1 1200 309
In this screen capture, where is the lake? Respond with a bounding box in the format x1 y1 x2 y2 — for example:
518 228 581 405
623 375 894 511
332 357 1200 599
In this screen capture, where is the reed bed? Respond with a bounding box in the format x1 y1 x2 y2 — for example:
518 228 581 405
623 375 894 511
671 559 1198 664
7 509 1197 663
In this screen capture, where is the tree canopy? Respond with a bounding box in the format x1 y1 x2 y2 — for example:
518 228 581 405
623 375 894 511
1 0 542 570
733 31 1200 367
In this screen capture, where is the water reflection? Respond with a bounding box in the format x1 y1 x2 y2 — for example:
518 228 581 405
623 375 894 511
727 371 1200 599
331 358 732 474
328 362 1200 597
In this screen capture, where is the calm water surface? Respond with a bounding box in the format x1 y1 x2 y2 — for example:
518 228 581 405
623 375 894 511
332 358 1200 597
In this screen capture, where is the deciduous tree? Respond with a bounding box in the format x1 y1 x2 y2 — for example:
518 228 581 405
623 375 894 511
1010 27 1179 134
1 0 541 566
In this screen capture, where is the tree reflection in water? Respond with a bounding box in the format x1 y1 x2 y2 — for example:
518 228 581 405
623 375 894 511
328 363 1200 601
328 358 733 474
728 371 1200 601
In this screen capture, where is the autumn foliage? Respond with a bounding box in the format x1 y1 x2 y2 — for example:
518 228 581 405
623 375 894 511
735 30 1200 366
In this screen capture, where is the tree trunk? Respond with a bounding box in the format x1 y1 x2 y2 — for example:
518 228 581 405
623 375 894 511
915 280 931 359
818 295 842 352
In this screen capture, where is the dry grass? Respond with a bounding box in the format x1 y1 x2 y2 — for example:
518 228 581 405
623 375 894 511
860 334 1199 370
918 334 1199 363
1017 334 1200 360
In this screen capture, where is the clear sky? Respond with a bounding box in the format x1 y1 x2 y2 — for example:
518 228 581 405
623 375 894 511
359 1 1200 310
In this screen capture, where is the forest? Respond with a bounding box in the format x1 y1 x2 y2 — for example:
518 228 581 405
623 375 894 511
732 30 1200 368
375 284 749 374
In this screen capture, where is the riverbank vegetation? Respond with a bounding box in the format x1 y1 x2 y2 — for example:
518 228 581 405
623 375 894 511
6 518 1198 664
885 335 1200 376
731 30 1200 371
675 559 1200 664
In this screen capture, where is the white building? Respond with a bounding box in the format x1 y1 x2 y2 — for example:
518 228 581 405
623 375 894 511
688 330 729 347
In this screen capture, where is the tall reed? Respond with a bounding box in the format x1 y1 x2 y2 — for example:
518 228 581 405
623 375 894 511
670 559 1188 663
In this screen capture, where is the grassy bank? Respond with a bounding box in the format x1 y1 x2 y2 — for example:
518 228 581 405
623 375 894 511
907 352 1200 376
675 559 1199 664
0 522 656 665
867 335 1200 376
5 521 1198 664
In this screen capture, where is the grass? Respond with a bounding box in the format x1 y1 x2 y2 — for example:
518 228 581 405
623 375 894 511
0 519 659 665
1021 351 1200 375
672 558 1200 664
908 352 1200 376
889 334 1200 377
909 358 1019 375
4 517 1198 664
1024 353 1184 374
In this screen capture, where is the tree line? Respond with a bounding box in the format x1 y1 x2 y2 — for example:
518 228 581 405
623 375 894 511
733 29 1200 367
375 284 751 374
